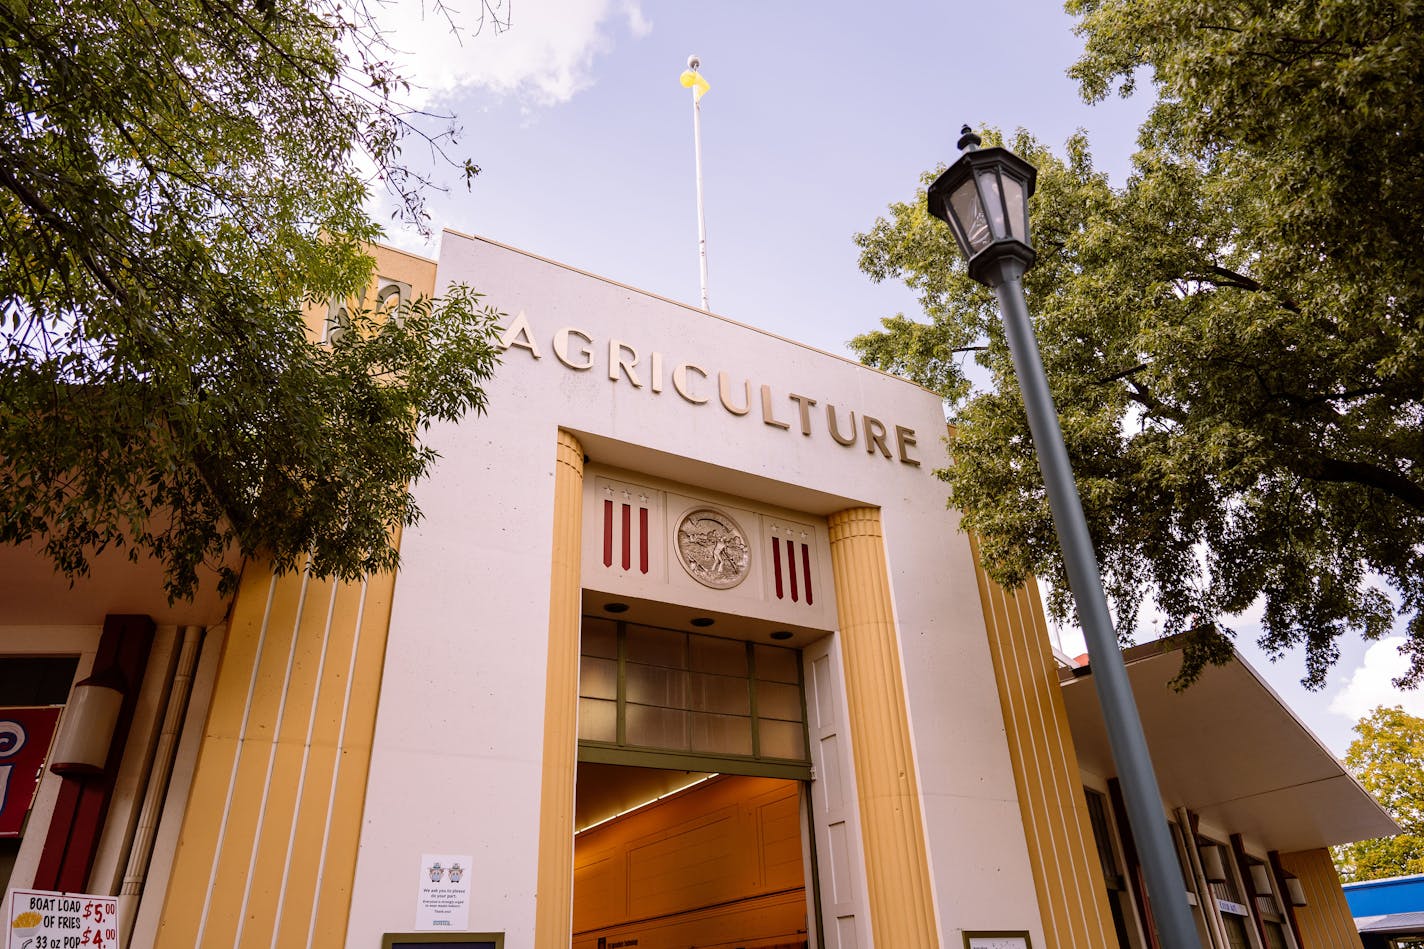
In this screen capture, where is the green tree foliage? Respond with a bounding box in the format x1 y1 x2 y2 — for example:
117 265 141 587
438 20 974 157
1334 706 1424 882
852 0 1424 687
1 0 504 599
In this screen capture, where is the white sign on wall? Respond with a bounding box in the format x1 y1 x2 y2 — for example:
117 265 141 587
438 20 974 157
415 853 473 930
8 889 118 949
965 934 1031 949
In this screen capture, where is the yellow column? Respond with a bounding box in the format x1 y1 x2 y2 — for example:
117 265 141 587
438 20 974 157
534 429 585 948
1278 848 1364 948
826 507 939 949
156 245 435 948
969 533 1118 949
154 556 401 948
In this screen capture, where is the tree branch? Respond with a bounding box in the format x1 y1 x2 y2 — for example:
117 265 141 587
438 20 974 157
1290 451 1424 513
1098 362 1148 385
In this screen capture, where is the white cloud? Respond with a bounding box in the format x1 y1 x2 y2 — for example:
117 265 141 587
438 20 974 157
368 0 651 108
1328 637 1424 722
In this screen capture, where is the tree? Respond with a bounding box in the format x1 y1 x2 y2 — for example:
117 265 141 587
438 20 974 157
851 0 1424 688
1 0 505 600
1334 706 1424 882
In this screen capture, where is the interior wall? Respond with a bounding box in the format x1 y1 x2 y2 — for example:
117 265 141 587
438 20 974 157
575 764 712 833
573 773 807 949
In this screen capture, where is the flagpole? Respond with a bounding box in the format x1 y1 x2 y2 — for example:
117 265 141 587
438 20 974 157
688 54 709 310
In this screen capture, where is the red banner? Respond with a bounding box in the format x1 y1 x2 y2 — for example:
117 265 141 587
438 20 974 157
0 707 62 838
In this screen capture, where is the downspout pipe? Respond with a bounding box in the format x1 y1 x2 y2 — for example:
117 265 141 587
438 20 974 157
118 625 203 948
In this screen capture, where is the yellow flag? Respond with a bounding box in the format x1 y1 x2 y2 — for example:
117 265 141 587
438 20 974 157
679 69 710 102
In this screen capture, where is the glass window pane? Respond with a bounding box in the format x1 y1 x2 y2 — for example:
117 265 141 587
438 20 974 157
627 704 688 750
579 656 617 700
691 713 753 755
755 645 799 684
626 625 687 668
758 681 803 722
950 177 991 252
759 719 807 761
581 618 618 659
690 672 750 715
578 697 616 743
627 663 688 708
690 635 747 676
1001 174 1027 241
976 168 1006 240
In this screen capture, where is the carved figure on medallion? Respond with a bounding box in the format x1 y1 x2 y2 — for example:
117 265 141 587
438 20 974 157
676 508 751 589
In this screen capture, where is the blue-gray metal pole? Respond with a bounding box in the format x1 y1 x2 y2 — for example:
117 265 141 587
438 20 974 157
991 265 1201 949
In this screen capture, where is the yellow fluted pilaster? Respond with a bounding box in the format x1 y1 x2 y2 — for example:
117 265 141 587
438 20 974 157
826 507 940 949
969 532 1118 949
534 429 585 948
154 551 401 949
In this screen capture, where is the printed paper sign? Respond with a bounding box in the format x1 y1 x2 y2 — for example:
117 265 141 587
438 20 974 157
8 889 118 949
966 935 1030 949
415 853 472 930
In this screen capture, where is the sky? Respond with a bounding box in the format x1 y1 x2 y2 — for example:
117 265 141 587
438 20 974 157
368 0 1424 757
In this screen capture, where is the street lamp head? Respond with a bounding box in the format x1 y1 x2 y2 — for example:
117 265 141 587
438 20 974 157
927 125 1038 287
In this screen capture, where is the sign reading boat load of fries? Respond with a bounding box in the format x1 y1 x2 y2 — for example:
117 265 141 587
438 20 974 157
8 890 117 949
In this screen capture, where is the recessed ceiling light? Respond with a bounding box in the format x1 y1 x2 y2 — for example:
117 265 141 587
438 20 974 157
690 617 715 627
603 602 629 614
770 630 793 641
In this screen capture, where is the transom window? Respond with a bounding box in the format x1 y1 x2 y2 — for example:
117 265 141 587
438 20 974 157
578 617 809 773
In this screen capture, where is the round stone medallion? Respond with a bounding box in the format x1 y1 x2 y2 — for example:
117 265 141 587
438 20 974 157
675 508 752 590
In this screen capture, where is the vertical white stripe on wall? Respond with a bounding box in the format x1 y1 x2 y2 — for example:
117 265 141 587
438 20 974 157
230 567 312 948
195 573 279 945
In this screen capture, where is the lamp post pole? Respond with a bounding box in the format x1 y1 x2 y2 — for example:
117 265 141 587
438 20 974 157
995 260 1200 949
928 128 1200 949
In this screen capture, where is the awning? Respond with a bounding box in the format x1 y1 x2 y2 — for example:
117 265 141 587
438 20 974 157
1060 639 1398 852
1356 911 1424 935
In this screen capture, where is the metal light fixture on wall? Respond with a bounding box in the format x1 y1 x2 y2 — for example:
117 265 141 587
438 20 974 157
1284 876 1308 907
1200 845 1228 884
926 125 1201 949
1250 863 1275 897
49 668 126 777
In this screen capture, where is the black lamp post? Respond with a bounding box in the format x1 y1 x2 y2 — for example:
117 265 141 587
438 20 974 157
929 127 1201 949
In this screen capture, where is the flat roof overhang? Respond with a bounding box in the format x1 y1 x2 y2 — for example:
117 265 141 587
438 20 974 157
1061 639 1398 853
0 537 239 627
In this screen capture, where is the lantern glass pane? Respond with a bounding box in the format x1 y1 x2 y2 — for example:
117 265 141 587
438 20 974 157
976 167 1007 240
950 178 991 253
1002 174 1027 241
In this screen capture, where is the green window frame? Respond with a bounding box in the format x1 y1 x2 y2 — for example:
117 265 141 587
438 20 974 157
577 617 811 780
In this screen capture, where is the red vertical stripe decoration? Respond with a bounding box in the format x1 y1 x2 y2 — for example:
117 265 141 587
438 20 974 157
621 504 632 570
602 499 613 567
802 543 813 605
786 539 799 602
639 507 650 574
772 537 784 599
